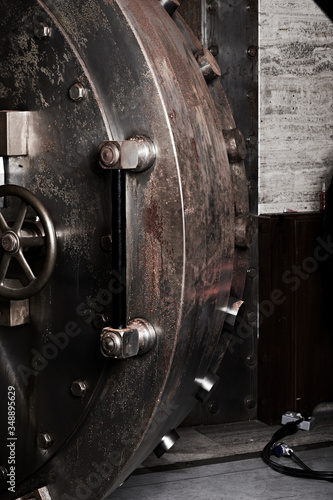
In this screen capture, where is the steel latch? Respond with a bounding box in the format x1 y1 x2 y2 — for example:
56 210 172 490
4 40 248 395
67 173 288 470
99 135 156 172
100 318 156 359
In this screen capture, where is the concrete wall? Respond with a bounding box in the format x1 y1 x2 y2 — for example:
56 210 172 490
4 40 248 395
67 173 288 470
259 0 333 214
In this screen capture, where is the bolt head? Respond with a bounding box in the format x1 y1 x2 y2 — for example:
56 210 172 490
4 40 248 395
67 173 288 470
246 355 256 366
99 143 120 168
34 23 51 39
245 397 256 409
247 45 257 57
69 83 86 102
247 89 257 102
1 232 19 253
100 234 112 252
247 311 256 324
247 267 257 279
208 1 219 12
71 380 87 398
100 327 140 359
37 432 53 450
101 334 117 356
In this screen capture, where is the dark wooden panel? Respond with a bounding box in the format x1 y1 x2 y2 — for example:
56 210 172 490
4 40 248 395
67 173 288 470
258 213 333 425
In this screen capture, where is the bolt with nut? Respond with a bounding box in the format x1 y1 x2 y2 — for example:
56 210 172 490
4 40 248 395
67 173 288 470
34 23 51 39
71 380 87 398
69 83 87 102
99 143 120 168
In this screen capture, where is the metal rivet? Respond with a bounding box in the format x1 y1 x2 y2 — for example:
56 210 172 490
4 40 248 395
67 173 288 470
37 433 53 450
246 355 256 366
100 234 112 252
208 402 219 414
0 466 8 482
34 23 51 39
247 311 256 324
246 135 257 148
247 268 257 279
208 1 219 12
71 380 87 398
247 45 257 57
245 397 256 409
247 88 257 102
69 83 87 102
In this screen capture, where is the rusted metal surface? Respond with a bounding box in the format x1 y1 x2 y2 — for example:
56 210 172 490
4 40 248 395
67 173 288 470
0 0 249 498
178 0 258 426
172 11 253 375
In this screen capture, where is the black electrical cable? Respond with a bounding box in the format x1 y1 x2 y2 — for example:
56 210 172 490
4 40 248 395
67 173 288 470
289 451 313 472
262 418 333 481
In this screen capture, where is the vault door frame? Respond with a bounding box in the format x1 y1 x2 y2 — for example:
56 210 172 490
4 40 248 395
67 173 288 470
180 0 259 425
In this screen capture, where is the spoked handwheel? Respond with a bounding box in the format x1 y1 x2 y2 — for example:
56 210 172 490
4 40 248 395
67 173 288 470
0 185 57 300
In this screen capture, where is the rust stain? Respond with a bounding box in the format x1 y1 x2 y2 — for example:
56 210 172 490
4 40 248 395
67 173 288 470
144 198 164 242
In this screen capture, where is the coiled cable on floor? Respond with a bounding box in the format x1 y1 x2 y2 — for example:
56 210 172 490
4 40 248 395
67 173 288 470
262 418 333 481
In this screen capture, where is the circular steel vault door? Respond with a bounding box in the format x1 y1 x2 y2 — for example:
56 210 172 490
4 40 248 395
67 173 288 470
0 1 250 498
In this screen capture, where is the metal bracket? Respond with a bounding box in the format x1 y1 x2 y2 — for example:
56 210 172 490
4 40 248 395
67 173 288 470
0 111 29 156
